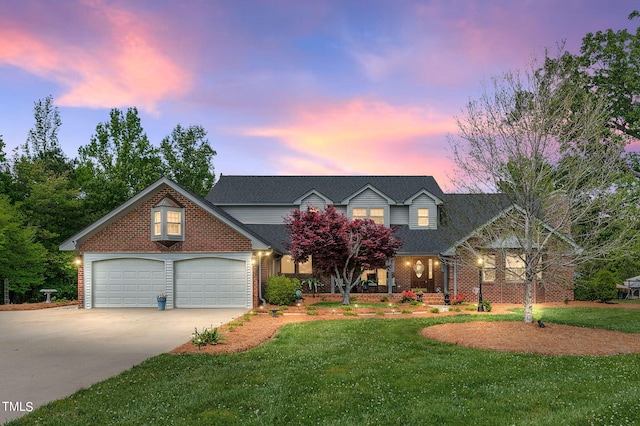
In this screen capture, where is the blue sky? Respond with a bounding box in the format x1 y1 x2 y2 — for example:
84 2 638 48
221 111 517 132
0 0 637 189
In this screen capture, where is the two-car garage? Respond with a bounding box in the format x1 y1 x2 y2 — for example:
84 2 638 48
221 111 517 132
60 178 271 310
87 254 252 309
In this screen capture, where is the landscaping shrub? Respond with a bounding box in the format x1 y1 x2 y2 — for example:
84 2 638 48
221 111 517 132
481 299 492 312
575 270 618 302
191 326 222 349
265 275 301 305
400 290 417 302
451 293 466 304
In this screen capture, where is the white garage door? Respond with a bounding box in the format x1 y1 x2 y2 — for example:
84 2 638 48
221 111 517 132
175 258 247 308
93 259 165 308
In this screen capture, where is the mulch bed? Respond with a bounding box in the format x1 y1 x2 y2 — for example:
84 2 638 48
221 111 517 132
0 301 77 311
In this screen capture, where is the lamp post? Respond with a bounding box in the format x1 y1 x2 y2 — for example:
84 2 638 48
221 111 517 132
477 256 484 312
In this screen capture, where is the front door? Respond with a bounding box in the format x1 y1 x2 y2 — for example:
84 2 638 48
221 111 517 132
411 257 435 292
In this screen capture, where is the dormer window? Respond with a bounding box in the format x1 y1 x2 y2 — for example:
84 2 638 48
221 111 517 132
351 207 385 224
418 208 429 227
152 197 185 243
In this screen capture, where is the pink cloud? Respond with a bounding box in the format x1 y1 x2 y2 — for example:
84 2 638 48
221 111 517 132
349 1 560 88
239 98 458 188
0 0 191 112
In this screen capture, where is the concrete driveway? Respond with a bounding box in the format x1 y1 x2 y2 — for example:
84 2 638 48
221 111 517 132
0 306 246 423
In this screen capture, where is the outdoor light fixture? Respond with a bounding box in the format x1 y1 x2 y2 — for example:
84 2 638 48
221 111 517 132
477 256 484 312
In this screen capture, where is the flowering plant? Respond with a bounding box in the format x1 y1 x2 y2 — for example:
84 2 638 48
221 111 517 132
400 290 417 302
451 293 466 305
157 293 167 299
191 326 222 349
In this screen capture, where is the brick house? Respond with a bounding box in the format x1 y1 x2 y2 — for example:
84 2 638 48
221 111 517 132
61 175 576 309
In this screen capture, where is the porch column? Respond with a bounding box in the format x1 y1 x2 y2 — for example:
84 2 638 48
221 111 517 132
387 259 395 295
453 258 458 295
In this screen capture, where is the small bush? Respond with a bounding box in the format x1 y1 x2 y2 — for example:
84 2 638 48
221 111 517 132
191 326 222 349
401 290 417 303
343 310 358 316
481 300 492 312
449 307 461 312
401 309 413 314
376 310 385 316
451 293 466 304
265 275 301 305
430 307 440 314
465 305 477 311
380 296 389 303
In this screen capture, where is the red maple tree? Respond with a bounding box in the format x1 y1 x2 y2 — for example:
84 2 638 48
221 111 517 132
285 205 402 304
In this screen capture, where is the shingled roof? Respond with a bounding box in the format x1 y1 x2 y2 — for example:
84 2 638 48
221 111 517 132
207 175 445 205
238 190 512 256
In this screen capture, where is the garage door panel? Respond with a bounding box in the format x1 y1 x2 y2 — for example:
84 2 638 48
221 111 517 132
93 259 165 308
175 258 247 308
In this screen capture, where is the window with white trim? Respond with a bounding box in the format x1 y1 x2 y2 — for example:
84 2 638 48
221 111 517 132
505 254 525 281
351 207 384 224
369 208 384 224
281 255 313 274
482 254 496 282
418 208 429 227
352 208 367 220
151 197 185 242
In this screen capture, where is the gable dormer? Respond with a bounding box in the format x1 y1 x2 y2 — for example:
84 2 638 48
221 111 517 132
294 189 333 210
405 189 443 230
342 184 395 226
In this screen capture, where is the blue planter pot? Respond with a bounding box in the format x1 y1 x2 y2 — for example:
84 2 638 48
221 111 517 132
157 298 167 310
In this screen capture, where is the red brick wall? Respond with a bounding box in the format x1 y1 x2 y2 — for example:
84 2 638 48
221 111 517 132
79 185 253 253
452 250 574 304
76 185 254 308
394 257 412 293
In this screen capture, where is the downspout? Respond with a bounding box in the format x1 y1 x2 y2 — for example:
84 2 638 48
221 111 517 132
258 258 266 306
257 250 270 306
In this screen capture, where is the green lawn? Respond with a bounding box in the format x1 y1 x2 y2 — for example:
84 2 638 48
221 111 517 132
9 308 640 426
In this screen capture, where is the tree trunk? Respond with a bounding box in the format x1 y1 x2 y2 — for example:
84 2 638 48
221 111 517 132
343 292 350 305
523 277 533 323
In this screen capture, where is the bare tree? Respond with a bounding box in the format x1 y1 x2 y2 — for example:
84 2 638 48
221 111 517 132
449 51 638 323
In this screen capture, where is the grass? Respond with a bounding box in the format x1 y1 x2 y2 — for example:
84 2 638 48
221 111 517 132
9 307 640 426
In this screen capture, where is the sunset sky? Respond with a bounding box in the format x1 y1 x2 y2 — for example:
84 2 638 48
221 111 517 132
0 0 637 190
